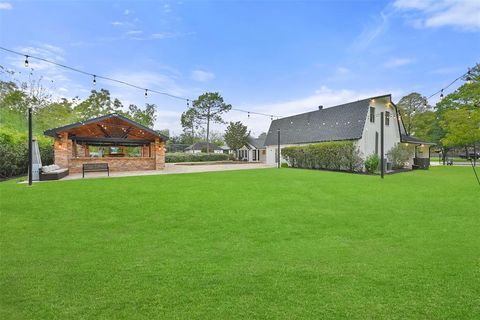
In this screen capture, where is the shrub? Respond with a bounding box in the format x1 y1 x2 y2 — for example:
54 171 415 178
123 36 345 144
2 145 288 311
282 141 363 172
281 162 289 168
364 154 380 174
165 152 230 163
0 128 54 179
387 144 414 169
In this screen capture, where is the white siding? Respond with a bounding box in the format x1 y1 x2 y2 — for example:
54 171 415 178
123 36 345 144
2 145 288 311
358 98 401 160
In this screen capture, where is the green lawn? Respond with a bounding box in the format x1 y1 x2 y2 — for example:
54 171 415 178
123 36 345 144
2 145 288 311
1 167 479 319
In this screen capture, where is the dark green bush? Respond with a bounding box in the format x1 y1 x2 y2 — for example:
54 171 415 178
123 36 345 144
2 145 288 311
282 141 363 172
165 152 230 163
364 154 380 174
0 128 54 179
281 162 289 168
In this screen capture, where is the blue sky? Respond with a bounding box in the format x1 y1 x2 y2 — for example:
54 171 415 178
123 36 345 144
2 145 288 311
1 0 479 135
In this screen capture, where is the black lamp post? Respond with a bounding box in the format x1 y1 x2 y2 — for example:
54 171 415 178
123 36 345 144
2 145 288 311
380 111 384 179
277 129 280 168
28 107 33 186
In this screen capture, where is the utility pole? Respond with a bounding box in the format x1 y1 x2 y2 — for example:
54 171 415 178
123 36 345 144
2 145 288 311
28 107 33 186
277 129 280 168
380 111 384 179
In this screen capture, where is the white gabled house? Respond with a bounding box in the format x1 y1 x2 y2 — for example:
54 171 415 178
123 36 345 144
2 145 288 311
264 94 434 169
236 136 267 162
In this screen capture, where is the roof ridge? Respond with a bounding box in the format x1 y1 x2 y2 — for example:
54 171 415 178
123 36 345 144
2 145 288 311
273 94 390 121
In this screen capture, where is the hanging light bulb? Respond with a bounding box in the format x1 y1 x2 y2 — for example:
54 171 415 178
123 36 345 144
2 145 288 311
248 112 250 118
144 89 148 98
93 75 96 86
423 100 428 108
24 55 29 68
186 99 189 108
440 89 444 100
271 115 273 121
466 69 472 85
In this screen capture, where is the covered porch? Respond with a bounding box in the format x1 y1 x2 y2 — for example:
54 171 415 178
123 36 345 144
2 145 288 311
401 134 435 169
44 113 167 174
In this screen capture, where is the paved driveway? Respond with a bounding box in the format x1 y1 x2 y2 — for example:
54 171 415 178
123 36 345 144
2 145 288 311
61 162 275 180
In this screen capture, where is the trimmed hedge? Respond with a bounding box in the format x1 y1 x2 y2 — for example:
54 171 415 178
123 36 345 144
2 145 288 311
0 128 54 179
282 141 363 172
165 152 230 163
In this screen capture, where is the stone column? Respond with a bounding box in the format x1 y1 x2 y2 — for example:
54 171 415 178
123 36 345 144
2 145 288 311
54 132 71 168
154 138 165 170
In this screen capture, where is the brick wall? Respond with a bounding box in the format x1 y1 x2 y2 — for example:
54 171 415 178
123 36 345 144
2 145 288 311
69 157 156 173
53 135 166 172
154 139 166 170
54 132 71 168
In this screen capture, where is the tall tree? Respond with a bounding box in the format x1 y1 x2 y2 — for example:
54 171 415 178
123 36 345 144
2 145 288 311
180 108 199 143
127 103 156 128
191 92 232 153
224 121 249 153
441 108 479 148
397 92 429 135
74 89 124 120
435 63 480 163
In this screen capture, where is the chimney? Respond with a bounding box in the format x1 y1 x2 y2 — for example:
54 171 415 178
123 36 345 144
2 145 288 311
318 105 323 110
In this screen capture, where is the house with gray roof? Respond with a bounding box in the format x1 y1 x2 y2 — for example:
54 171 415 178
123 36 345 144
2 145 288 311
264 94 434 168
185 142 224 154
236 136 267 162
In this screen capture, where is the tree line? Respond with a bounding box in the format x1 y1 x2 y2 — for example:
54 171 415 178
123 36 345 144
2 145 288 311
397 63 479 163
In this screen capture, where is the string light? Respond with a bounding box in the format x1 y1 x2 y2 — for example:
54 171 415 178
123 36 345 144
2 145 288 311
440 89 444 100
187 99 190 108
93 75 96 86
466 69 472 85
1 46 281 120
248 112 250 118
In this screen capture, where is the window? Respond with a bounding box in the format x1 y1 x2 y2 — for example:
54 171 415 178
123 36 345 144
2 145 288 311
370 107 375 123
385 111 390 126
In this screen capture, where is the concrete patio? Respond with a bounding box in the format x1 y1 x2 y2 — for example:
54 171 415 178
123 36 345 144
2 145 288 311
58 162 274 181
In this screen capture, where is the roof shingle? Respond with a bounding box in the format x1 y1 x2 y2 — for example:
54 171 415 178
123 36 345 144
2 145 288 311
264 98 374 146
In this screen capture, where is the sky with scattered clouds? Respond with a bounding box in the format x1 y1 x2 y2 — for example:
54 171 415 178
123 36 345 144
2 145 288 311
0 0 479 136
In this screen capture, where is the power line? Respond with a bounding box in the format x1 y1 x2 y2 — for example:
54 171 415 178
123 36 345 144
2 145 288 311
0 46 282 118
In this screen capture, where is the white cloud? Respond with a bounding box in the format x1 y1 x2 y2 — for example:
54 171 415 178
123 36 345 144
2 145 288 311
394 0 480 31
0 2 12 10
4 43 88 100
383 57 414 68
163 4 172 13
191 70 215 82
351 11 391 51
125 30 142 35
124 9 130 15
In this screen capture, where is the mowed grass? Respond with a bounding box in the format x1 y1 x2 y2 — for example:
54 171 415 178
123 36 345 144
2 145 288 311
1 167 479 319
